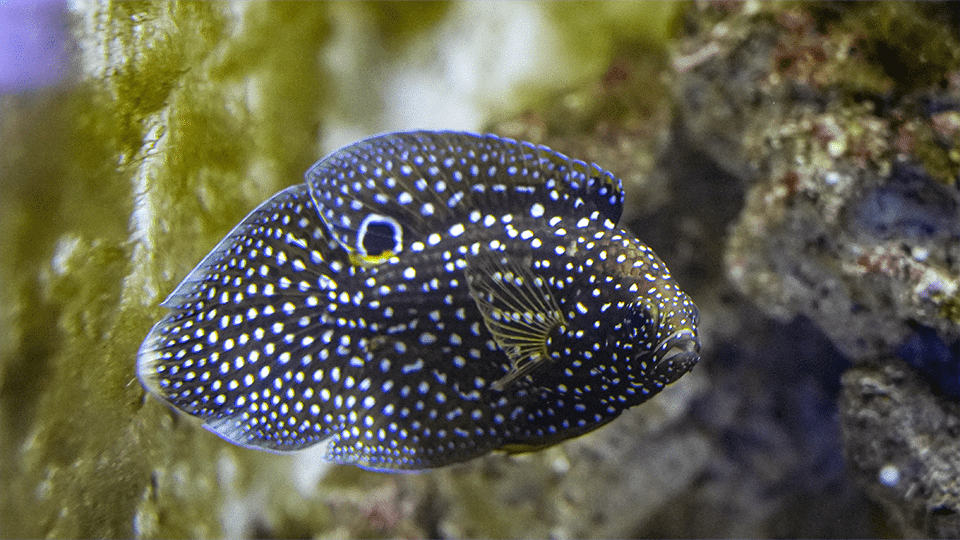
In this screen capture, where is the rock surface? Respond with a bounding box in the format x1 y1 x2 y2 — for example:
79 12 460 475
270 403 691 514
673 2 960 537
841 357 960 539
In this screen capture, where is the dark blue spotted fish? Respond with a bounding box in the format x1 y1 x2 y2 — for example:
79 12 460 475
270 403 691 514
137 131 700 471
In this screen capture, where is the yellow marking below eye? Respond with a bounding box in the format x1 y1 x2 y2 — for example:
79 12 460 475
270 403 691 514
350 251 397 268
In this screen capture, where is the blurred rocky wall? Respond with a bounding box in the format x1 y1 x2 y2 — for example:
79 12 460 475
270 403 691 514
671 2 960 537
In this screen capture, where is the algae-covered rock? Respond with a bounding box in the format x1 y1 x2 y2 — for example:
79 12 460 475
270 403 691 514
674 1 960 367
2 2 338 537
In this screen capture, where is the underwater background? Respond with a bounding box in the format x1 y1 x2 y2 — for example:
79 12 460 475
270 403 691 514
1 1 958 538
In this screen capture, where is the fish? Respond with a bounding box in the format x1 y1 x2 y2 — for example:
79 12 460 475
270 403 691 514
136 130 701 471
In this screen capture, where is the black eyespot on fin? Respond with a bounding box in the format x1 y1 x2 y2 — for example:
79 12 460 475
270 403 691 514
305 131 625 257
357 214 401 258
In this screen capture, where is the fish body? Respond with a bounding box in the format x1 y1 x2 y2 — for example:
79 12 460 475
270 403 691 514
137 131 700 471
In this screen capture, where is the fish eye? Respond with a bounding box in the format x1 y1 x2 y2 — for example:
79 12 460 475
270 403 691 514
357 214 402 257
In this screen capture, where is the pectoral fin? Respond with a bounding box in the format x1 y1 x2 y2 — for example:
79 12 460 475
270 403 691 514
464 250 563 390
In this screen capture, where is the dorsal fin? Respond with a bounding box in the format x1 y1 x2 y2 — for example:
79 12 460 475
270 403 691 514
463 248 564 390
305 131 624 265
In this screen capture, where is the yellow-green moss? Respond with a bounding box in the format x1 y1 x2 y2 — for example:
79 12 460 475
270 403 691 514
852 2 960 93
364 1 453 51
1 2 337 536
938 291 960 325
913 115 960 187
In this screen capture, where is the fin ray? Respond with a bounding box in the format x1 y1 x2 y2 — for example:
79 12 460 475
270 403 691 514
464 249 564 390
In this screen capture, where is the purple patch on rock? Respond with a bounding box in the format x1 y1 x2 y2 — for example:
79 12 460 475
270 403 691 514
0 1 70 94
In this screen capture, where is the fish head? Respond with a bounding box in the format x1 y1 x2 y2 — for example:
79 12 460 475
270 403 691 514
646 290 700 386
631 283 700 391
603 247 701 395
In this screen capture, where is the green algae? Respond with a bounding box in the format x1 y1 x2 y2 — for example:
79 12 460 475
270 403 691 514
847 2 960 94
545 2 681 68
912 112 960 188
1 2 337 537
938 291 960 326
364 1 453 51
793 2 960 96
806 2 960 186
1 1 464 537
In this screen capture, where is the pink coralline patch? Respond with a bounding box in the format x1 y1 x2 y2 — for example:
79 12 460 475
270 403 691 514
849 244 955 304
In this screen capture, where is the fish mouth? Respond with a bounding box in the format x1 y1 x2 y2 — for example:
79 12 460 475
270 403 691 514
651 329 701 382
